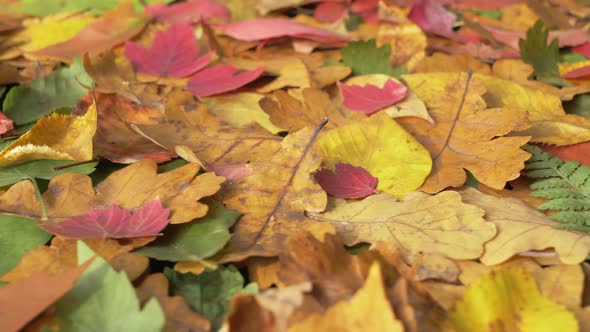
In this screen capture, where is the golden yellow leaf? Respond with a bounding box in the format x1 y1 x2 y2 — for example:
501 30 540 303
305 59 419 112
316 112 432 197
288 263 404 332
132 90 283 165
399 72 530 193
259 87 357 133
344 74 433 123
412 254 460 282
214 126 334 262
0 101 97 166
459 187 590 265
446 268 578 332
202 92 283 134
307 191 496 262
0 159 224 224
377 21 427 71
414 52 491 74
492 58 533 81
23 14 95 52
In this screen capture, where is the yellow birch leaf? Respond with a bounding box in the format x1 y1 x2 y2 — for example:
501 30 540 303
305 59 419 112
459 187 590 265
399 73 530 193
315 112 432 197
288 263 404 332
344 74 434 123
202 92 283 134
446 268 578 332
0 102 97 166
307 191 496 262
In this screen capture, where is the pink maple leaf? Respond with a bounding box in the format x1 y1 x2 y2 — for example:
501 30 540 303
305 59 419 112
145 0 231 24
338 79 408 115
314 162 379 199
124 22 212 78
0 112 14 135
187 65 265 97
40 200 170 239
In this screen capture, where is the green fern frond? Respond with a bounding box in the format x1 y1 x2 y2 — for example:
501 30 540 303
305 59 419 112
523 145 590 232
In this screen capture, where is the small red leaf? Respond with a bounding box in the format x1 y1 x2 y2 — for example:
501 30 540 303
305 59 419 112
314 2 348 23
0 111 14 135
209 164 251 180
125 22 211 77
409 0 462 41
314 162 379 199
339 79 408 115
145 0 230 24
572 42 590 58
562 65 590 78
187 65 265 97
40 200 170 239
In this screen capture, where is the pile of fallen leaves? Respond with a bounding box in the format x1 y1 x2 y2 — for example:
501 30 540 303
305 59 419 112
5 0 590 331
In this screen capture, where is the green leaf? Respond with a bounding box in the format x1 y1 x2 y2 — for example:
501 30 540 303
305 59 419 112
523 145 590 232
165 265 258 331
3 58 92 126
0 160 97 187
564 94 590 118
464 170 479 189
341 39 407 78
56 241 165 332
519 20 570 87
134 201 240 261
559 49 588 63
0 215 52 276
468 9 502 20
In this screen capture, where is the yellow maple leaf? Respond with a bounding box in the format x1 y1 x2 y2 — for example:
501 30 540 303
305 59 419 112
316 112 432 197
446 268 578 332
399 72 530 193
23 14 96 52
307 191 496 262
288 262 404 332
0 102 97 166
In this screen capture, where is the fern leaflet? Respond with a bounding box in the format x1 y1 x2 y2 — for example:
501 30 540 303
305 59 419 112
523 145 590 233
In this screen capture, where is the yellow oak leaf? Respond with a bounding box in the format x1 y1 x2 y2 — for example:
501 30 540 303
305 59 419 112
446 268 578 332
202 92 283 134
259 87 359 133
399 72 530 193
0 101 97 166
0 160 224 224
315 112 432 197
214 126 334 263
343 74 434 123
459 187 590 265
307 191 496 262
288 262 404 332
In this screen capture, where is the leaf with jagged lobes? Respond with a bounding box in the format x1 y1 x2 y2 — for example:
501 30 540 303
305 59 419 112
0 159 225 225
316 112 432 198
0 101 97 166
214 123 335 263
399 72 531 193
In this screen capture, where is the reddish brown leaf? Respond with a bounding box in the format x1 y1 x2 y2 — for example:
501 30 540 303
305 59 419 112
314 162 378 199
187 65 265 97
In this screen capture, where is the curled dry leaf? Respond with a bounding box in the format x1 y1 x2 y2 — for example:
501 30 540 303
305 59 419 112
399 72 531 193
316 112 432 197
307 191 496 262
215 123 334 262
0 101 97 166
459 187 590 265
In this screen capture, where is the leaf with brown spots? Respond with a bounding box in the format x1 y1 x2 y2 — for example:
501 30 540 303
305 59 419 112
214 123 334 262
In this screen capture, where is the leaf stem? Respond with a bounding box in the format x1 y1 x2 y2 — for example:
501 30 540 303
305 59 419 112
29 177 47 221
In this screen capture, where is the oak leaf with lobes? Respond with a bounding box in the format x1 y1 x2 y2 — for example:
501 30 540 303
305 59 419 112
398 72 531 193
314 162 378 199
40 200 170 239
214 124 334 263
0 159 224 224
